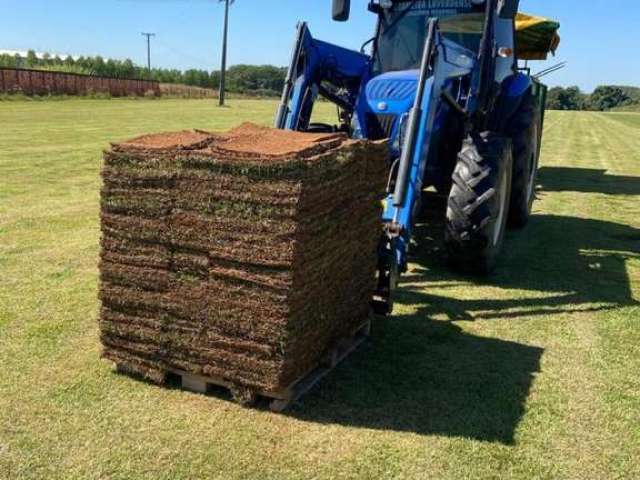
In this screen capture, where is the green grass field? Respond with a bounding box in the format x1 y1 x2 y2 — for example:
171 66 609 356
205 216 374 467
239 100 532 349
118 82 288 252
1 99 639 479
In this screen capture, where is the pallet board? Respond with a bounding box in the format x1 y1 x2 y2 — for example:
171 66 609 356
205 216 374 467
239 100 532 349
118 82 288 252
115 319 371 412
268 320 371 412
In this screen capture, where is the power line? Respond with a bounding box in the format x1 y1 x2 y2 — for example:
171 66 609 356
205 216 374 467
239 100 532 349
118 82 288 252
141 32 156 71
154 38 213 68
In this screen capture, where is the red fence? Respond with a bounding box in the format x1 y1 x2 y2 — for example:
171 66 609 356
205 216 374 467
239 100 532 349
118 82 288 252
0 68 160 97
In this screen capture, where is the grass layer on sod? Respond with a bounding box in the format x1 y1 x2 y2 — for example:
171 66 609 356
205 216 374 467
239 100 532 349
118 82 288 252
99 123 388 393
0 99 639 479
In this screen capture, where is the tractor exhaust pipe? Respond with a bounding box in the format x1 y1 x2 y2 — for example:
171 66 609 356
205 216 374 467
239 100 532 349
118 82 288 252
275 22 308 129
393 18 439 208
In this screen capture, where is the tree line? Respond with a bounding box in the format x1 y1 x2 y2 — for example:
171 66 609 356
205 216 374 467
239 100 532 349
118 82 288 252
2 50 638 107
546 85 640 111
0 50 287 96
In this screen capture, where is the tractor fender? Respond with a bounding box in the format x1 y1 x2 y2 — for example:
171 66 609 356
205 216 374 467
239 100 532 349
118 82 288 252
505 72 533 98
493 73 534 132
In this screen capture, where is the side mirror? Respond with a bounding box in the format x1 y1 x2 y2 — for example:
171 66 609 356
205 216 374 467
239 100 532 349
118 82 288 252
498 0 519 18
332 0 351 22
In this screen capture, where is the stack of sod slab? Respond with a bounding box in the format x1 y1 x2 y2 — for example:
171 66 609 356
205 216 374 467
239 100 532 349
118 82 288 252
99 123 387 395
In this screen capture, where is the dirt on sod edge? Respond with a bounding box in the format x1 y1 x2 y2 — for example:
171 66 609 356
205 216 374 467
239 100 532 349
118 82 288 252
98 122 388 397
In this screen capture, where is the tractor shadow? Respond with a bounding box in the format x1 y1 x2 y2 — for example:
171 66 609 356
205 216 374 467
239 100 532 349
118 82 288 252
538 166 640 196
289 192 638 443
400 193 639 321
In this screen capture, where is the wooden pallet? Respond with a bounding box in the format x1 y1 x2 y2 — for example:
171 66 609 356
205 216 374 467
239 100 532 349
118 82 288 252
268 319 371 412
122 320 371 412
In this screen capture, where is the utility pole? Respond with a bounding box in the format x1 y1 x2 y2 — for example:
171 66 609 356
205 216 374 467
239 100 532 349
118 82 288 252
218 0 234 106
141 32 156 72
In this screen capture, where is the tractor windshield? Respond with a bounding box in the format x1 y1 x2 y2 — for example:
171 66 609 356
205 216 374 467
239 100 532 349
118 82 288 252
375 5 485 72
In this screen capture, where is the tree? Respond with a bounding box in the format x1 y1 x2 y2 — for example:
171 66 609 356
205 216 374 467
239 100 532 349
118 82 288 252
26 50 38 67
546 86 585 111
184 69 202 86
120 59 136 79
91 56 106 76
0 53 18 68
589 86 632 111
210 70 221 90
546 87 565 110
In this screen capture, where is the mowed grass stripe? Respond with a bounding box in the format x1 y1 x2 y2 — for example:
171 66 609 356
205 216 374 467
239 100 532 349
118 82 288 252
538 111 639 477
605 111 640 130
0 100 638 479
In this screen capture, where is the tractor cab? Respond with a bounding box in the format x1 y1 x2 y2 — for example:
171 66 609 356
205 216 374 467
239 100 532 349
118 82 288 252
372 1 486 73
360 0 519 132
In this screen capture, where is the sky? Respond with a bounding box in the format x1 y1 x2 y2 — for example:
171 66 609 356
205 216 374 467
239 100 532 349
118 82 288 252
0 0 638 92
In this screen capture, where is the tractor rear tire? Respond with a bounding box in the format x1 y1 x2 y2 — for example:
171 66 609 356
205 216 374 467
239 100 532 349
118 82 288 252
506 92 541 228
445 132 513 274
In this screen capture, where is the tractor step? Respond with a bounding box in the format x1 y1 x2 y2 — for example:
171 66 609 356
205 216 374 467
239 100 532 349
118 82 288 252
114 319 371 412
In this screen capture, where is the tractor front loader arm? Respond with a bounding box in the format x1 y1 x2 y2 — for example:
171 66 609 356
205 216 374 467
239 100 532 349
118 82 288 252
392 18 439 211
274 22 370 132
275 22 308 130
375 19 477 314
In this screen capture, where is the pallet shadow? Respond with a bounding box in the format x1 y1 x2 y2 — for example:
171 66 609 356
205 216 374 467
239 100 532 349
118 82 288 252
289 313 542 444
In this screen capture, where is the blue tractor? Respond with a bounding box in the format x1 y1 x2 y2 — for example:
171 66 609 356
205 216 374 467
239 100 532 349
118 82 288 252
275 0 557 314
